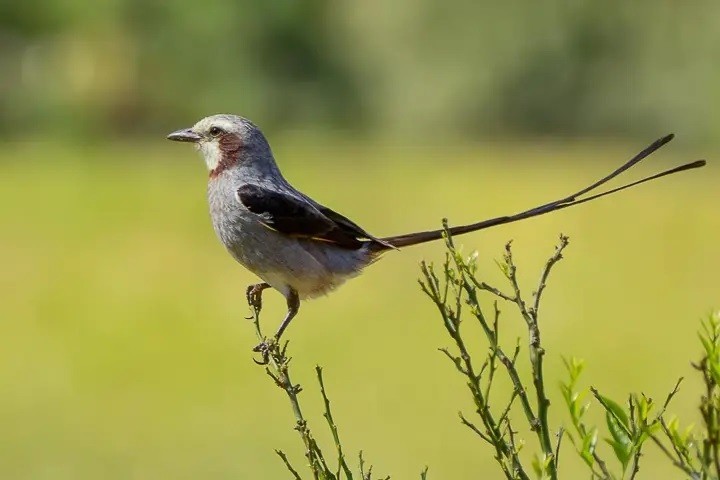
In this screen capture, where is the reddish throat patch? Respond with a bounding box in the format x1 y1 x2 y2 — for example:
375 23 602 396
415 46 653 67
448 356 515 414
209 134 243 178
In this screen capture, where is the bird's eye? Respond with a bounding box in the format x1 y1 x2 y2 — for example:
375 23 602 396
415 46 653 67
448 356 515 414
209 126 224 137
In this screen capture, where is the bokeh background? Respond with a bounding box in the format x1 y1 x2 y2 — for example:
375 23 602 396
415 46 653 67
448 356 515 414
1 1 719 479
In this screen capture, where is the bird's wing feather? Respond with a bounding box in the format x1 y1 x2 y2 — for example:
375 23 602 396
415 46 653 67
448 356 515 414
237 184 380 249
316 206 395 249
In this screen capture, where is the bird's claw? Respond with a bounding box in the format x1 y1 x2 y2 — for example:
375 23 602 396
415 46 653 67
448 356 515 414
252 340 271 365
245 283 267 320
245 285 262 320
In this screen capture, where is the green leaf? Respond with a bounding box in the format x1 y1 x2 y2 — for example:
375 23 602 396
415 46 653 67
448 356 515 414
598 394 633 471
560 383 571 403
562 356 585 384
606 408 632 449
699 332 712 356
531 454 543 478
710 362 720 386
532 453 551 479
636 395 651 421
579 402 590 419
644 421 661 436
599 395 630 431
494 259 510 277
580 428 597 467
604 438 632 470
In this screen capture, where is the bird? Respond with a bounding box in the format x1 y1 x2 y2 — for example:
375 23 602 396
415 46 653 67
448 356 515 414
167 114 706 343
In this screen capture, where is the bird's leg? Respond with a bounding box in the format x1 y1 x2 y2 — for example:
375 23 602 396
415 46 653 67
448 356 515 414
245 282 270 319
246 282 271 364
251 287 299 365
274 289 300 341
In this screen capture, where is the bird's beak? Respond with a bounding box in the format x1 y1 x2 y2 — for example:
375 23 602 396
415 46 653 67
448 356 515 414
167 128 202 143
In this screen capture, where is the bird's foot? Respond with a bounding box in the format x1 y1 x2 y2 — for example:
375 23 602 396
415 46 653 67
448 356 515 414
252 340 271 365
245 283 269 320
251 336 285 365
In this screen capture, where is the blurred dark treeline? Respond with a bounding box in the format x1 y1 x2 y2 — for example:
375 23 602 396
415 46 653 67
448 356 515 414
1 0 719 141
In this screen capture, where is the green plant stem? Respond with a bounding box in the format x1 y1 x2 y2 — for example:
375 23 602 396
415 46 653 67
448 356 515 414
420 229 576 480
317 366 354 479
467 277 539 434
649 430 698 478
420 259 529 480
698 356 720 480
251 307 331 479
502 236 569 480
276 450 303 480
444 228 540 442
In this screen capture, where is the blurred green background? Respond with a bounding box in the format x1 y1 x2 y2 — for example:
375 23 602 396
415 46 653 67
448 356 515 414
1 1 718 479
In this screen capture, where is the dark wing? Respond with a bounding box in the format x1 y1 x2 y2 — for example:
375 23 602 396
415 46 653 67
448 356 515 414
237 184 389 250
315 205 394 249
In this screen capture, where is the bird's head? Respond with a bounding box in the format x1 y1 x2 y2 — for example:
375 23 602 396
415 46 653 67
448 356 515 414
167 114 272 177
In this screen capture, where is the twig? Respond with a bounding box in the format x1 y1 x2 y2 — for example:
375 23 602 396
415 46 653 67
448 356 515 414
661 378 684 413
502 235 569 479
420 226 574 480
359 451 371 480
649 428 699 478
447 241 541 443
476 280 516 302
275 450 303 480
592 452 613 480
554 428 564 473
251 307 331 479
626 395 641 480
460 412 493 444
317 366 354 479
420 254 529 480
531 235 568 318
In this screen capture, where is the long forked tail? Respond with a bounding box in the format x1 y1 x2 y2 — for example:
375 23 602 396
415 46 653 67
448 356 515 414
378 134 706 249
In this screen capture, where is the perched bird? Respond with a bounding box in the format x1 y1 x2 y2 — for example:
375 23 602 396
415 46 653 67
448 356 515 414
167 114 705 342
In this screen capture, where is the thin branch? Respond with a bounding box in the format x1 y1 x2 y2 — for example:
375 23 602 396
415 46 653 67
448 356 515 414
531 235 569 318
661 378 684 414
502 236 569 480
460 412 493 444
275 450 303 480
252 307 330 479
483 303 501 405
420 466 429 479
421 230 532 480
421 228 575 480
495 345 537 430
452 246 540 439
628 396 643 480
649 431 699 478
317 366 354 479
554 428 564 473
498 389 520 426
359 451 370 480
476 280 516 302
